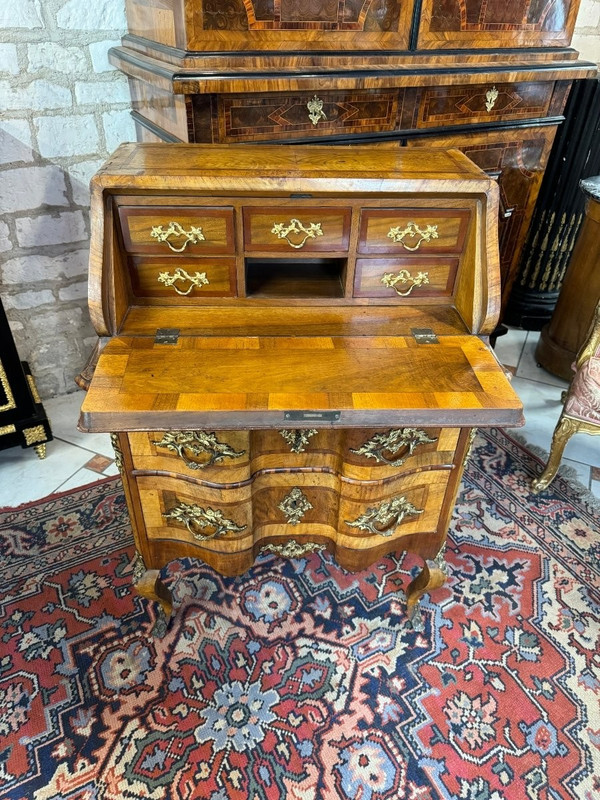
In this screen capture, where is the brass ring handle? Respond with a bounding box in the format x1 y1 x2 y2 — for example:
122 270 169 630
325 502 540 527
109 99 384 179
345 496 423 537
152 431 246 469
350 428 437 467
307 95 327 126
387 222 439 251
163 502 247 541
485 86 499 112
150 221 205 252
271 218 323 249
157 267 209 296
381 269 430 297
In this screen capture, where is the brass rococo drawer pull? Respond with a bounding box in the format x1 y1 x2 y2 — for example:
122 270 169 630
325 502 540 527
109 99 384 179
381 269 430 296
261 540 325 558
351 428 437 466
387 221 439 251
153 431 246 469
271 218 323 249
307 95 327 126
346 495 423 537
163 502 247 541
150 221 205 252
157 267 209 295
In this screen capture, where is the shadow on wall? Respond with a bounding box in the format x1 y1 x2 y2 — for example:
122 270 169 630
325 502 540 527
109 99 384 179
0 128 108 399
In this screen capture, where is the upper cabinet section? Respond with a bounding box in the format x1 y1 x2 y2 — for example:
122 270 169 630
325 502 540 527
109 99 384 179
126 0 414 51
417 0 582 49
125 0 581 51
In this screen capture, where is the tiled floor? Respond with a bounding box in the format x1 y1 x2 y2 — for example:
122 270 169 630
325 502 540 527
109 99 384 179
0 327 598 508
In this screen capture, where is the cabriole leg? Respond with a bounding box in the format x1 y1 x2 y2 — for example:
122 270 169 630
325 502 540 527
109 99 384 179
131 551 173 636
406 546 447 630
531 415 578 493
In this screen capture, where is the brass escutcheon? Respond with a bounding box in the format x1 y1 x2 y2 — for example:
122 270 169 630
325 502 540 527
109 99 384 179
150 221 205 252
387 221 439 251
278 487 313 525
381 269 430 296
271 218 323 249
346 495 423 537
153 431 246 470
307 95 327 126
279 429 318 453
163 503 247 541
157 267 210 296
351 428 438 466
485 86 499 112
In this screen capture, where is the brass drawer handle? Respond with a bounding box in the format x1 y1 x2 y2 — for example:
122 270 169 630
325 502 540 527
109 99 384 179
387 221 439 251
153 431 246 469
307 95 327 126
351 428 437 466
485 86 499 112
150 221 205 252
271 218 323 249
278 487 313 525
261 540 325 558
346 496 423 537
381 269 430 296
279 428 318 453
157 267 209 295
163 502 247 541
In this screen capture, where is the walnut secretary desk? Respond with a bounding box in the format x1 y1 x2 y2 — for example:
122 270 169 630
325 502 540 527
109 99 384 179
79 143 523 630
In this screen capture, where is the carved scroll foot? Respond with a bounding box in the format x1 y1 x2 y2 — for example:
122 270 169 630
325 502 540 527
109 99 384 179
405 550 447 629
135 568 173 636
531 415 577 493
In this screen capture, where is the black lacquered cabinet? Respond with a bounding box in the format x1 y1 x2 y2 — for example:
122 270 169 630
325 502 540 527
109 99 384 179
0 297 52 459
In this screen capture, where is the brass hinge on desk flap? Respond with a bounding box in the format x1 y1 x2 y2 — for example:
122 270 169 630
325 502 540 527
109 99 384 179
155 328 179 345
411 328 439 344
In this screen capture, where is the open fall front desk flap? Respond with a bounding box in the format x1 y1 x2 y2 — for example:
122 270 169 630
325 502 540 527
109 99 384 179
79 335 524 432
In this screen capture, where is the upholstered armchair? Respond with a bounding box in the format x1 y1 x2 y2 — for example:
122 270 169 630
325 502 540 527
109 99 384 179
532 300 600 492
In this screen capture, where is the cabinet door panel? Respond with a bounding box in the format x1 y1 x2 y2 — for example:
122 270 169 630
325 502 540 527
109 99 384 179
406 126 557 309
188 0 414 50
418 0 579 49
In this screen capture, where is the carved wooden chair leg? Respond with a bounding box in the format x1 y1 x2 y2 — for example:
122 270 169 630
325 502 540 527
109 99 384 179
531 415 578 493
405 548 447 630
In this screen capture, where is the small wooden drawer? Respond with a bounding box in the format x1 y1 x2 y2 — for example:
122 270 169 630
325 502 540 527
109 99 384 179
250 429 339 472
337 470 450 549
128 431 251 483
358 208 470 255
342 427 459 480
354 257 459 299
252 473 340 541
128 257 237 298
243 207 351 253
137 475 253 552
417 82 556 129
118 205 235 255
215 90 401 143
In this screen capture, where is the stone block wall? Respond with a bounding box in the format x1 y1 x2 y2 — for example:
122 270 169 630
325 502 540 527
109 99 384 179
0 0 135 398
0 2 598 399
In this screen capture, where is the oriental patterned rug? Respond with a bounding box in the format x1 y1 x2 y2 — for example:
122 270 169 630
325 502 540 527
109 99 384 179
0 428 598 800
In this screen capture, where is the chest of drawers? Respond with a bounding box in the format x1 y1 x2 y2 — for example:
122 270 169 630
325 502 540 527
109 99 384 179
79 143 523 630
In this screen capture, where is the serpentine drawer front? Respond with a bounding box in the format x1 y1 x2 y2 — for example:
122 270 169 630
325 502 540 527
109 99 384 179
80 143 523 632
